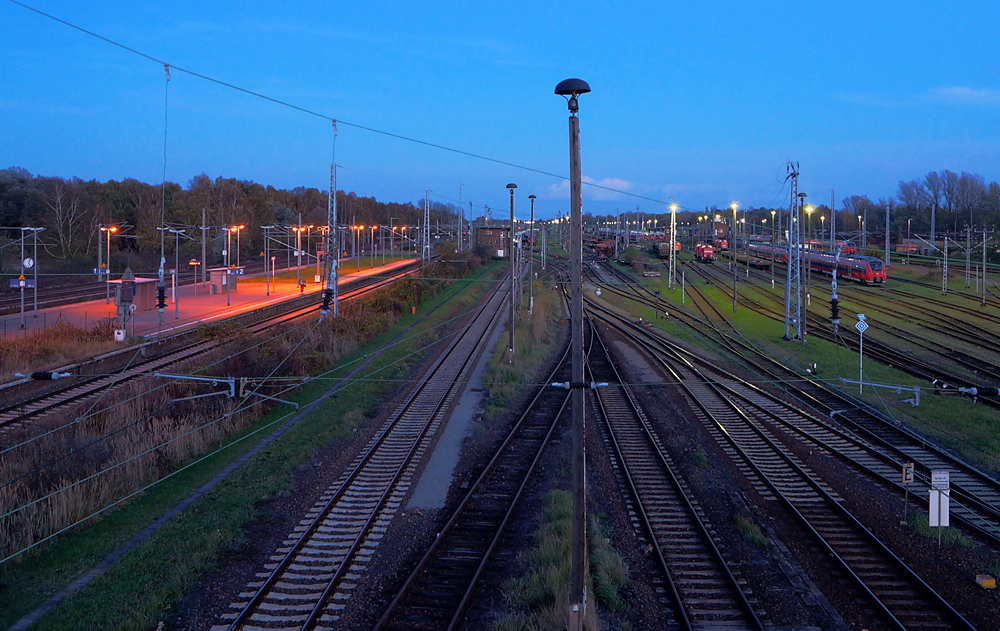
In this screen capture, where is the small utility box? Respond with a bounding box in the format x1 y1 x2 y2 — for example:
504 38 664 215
208 267 244 295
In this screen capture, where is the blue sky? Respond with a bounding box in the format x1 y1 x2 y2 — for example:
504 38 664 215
2 0 998 219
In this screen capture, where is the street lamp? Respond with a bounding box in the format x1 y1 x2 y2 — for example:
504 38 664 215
820 215 825 244
291 226 304 284
805 205 814 308
234 225 245 267
669 203 677 289
371 225 377 266
769 210 776 284
555 76 589 630
528 194 536 315
907 218 912 265
731 202 738 314
261 225 274 295
100 225 118 304
506 182 517 363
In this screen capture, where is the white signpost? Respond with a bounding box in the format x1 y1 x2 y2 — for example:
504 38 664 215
929 470 950 544
856 314 868 393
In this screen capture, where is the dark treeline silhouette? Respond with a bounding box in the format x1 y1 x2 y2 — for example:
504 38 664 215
0 168 463 274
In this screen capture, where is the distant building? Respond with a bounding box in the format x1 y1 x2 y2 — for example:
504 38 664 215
475 227 510 258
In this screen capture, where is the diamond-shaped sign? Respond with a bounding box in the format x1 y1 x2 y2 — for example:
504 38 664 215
856 320 869 333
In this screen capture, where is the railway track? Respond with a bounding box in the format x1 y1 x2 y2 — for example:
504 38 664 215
214 277 509 631
590 310 977 630
586 319 765 630
582 260 1000 547
0 264 418 431
372 324 572 630
683 259 1000 405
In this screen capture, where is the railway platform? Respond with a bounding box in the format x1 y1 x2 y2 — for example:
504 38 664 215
0 258 417 340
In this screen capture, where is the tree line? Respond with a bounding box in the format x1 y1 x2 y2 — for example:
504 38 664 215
585 169 1000 243
0 167 463 274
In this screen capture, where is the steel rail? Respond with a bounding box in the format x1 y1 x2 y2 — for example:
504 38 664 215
586 318 764 631
590 310 977 630
224 276 508 631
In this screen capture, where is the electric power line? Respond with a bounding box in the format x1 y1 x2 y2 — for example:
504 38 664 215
7 0 694 211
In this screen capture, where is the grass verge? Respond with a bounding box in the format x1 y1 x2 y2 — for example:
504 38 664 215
479 269 564 425
494 490 628 630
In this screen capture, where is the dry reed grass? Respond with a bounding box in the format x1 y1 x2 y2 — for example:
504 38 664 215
0 259 481 562
0 320 120 380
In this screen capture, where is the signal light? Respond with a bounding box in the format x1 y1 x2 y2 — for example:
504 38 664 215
320 288 333 316
156 286 167 312
830 297 839 322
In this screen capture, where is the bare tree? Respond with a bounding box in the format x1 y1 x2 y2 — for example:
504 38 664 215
924 171 943 244
941 169 959 231
896 179 927 211
42 177 90 260
955 172 986 228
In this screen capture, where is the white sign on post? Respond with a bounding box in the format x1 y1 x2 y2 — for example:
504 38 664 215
929 470 950 527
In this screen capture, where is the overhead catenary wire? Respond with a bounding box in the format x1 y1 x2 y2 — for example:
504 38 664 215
6 0 695 211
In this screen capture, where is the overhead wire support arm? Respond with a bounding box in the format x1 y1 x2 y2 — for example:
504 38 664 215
837 379 921 406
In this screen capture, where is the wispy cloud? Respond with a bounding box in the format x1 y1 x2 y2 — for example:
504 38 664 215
543 176 635 201
927 86 1000 106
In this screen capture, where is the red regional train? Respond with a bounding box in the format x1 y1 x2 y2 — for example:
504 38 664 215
806 239 857 254
748 243 885 285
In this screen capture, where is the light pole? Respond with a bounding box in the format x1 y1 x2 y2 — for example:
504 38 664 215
316 226 329 282
371 224 377 266
907 218 912 265
355 226 362 271
101 225 118 304
821 215 825 246
731 202 738 313
528 194 536 315
170 228 184 319
291 226 305 284
805 205 814 308
770 210 776 285
26 227 41 318
506 183 517 363
261 225 274 295
669 203 677 289
555 76 590 630
234 225 245 268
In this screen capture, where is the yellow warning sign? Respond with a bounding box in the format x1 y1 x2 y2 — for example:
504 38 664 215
18 274 25 281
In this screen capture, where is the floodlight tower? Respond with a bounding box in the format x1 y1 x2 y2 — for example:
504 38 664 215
669 204 677 289
555 76 590 631
506 183 517 364
529 194 536 314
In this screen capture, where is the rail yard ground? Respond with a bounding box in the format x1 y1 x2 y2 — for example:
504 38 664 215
4 241 1000 631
